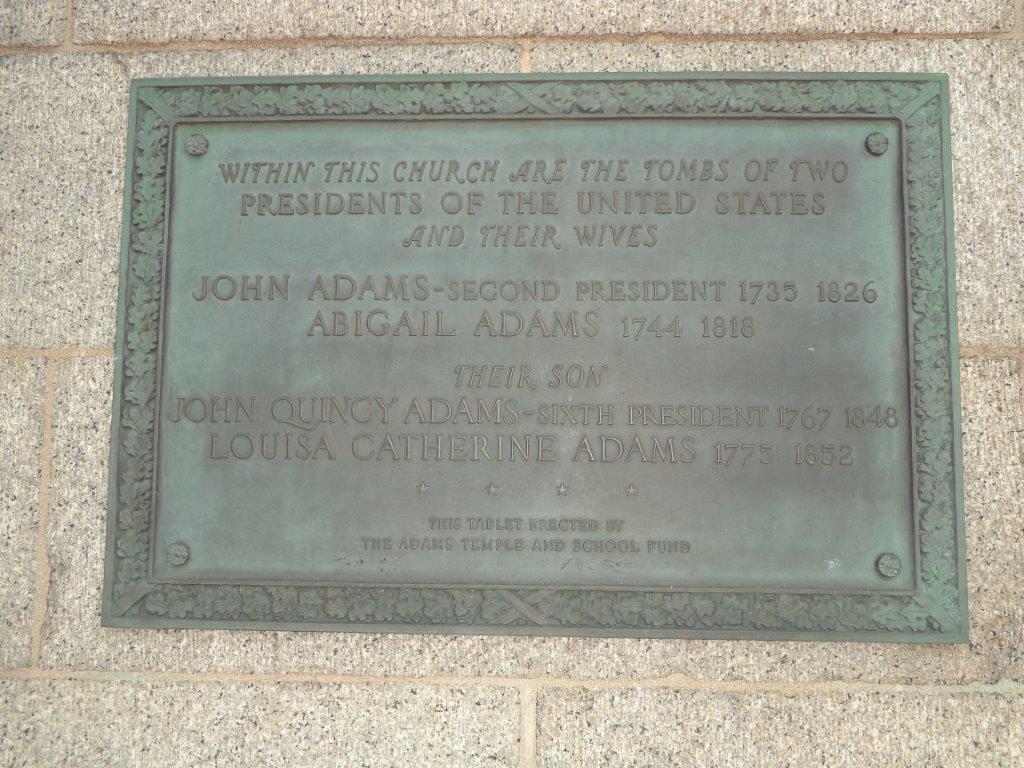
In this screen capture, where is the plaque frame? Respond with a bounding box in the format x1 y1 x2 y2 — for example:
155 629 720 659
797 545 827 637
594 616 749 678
102 72 966 642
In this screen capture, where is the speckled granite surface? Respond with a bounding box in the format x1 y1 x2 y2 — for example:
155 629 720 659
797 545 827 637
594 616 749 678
1 6 1022 765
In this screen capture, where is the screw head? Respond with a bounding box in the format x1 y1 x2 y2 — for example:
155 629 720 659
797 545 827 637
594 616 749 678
865 132 889 156
875 552 901 578
185 133 208 156
167 541 191 567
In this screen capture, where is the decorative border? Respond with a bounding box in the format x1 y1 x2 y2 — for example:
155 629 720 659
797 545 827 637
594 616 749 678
102 74 966 641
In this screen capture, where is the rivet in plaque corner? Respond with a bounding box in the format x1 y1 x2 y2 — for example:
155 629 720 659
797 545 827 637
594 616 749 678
865 132 889 156
185 133 209 157
875 552 901 578
166 541 190 567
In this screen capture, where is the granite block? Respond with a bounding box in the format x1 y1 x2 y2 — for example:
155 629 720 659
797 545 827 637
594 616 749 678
70 0 1016 44
0 56 126 348
116 43 522 80
0 677 518 767
0 358 45 668
0 0 66 46
537 687 1024 768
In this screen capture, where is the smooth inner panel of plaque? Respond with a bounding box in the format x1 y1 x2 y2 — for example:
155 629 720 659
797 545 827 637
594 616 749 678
152 115 914 593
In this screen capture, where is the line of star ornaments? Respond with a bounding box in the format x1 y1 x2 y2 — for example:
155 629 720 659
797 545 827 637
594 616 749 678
416 481 639 496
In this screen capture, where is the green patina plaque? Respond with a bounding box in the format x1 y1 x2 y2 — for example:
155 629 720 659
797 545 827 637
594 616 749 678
102 73 966 642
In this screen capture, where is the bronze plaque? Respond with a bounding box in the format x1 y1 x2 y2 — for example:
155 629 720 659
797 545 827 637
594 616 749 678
103 74 966 641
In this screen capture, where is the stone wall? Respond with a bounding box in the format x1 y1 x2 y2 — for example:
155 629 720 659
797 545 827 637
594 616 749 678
1 2 1022 765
